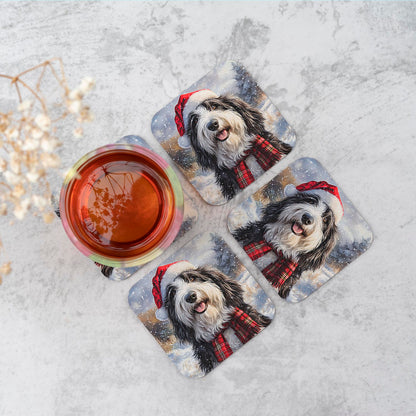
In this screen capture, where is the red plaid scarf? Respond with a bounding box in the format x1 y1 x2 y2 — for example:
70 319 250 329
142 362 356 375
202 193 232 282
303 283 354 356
211 307 262 362
244 240 299 289
233 135 283 189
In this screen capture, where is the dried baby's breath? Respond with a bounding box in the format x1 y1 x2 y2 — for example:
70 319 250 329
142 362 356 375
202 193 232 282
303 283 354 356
17 99 32 113
67 99 82 114
0 158 6 172
0 58 94 284
79 77 95 93
42 212 55 224
32 194 48 210
0 203 7 216
73 127 83 139
13 198 30 220
0 262 11 275
34 113 51 131
0 262 11 283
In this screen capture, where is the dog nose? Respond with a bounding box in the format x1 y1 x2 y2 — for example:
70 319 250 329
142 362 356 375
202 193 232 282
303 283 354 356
301 213 314 226
207 119 219 131
185 291 197 304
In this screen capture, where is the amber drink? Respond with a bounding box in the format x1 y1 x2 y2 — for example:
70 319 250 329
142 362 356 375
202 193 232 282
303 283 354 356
60 144 183 267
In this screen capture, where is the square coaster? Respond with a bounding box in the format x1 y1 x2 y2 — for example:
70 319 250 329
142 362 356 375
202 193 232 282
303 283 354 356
228 158 373 302
151 61 296 205
128 232 275 378
53 135 198 280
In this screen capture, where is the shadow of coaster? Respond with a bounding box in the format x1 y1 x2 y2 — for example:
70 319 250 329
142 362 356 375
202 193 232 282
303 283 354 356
151 60 296 205
128 231 275 378
228 157 373 303
53 135 198 281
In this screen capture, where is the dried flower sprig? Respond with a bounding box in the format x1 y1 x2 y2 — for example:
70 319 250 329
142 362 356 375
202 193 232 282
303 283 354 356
0 58 94 283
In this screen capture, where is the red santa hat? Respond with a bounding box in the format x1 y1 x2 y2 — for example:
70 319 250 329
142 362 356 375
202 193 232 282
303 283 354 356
284 180 344 225
174 89 218 136
152 260 196 320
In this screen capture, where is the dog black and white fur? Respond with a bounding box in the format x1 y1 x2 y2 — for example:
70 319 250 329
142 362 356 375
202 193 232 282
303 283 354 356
233 192 339 298
163 266 271 373
187 95 292 200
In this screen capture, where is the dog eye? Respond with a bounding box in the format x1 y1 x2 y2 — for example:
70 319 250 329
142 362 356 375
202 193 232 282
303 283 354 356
323 217 328 224
211 104 217 110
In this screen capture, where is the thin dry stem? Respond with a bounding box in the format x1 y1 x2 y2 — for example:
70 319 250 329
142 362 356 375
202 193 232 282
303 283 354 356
0 58 94 284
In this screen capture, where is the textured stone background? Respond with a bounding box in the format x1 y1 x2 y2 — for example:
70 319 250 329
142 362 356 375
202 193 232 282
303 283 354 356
0 2 415 415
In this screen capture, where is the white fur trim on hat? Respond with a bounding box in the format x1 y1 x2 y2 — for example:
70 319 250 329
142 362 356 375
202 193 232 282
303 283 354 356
160 261 196 302
284 183 297 197
154 260 196 321
182 89 218 126
284 181 344 225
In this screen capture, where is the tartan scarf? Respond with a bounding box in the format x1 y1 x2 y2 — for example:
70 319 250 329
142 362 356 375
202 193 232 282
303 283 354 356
211 307 262 362
232 135 283 189
244 239 299 289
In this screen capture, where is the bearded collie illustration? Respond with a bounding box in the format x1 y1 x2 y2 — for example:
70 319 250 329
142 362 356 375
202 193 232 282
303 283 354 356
174 89 292 200
233 181 343 298
151 261 271 374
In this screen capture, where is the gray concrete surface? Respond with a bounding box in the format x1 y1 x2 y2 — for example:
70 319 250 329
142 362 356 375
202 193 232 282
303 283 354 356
0 2 415 415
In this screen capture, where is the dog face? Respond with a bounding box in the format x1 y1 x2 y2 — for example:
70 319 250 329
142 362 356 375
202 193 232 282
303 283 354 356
164 267 244 342
262 194 338 265
187 96 265 169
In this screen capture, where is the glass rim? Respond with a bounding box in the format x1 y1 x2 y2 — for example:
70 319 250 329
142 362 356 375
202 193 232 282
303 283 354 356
59 143 184 268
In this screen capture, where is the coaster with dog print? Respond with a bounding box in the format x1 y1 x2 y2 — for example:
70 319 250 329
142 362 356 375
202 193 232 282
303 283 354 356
151 61 296 205
128 232 275 377
228 158 373 303
53 135 198 280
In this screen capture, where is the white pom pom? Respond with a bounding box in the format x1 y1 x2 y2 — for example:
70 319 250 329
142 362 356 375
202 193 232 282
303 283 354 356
178 134 191 149
155 307 169 321
284 184 297 197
